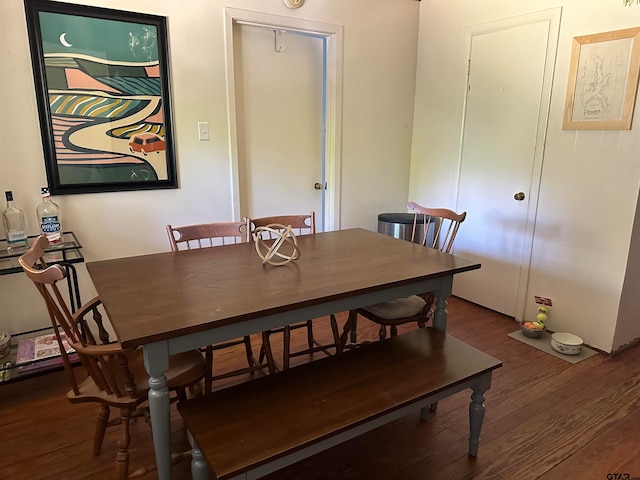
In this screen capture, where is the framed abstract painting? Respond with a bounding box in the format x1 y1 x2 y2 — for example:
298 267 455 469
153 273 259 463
24 0 178 194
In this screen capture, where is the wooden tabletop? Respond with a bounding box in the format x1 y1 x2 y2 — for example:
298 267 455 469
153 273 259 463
87 228 479 349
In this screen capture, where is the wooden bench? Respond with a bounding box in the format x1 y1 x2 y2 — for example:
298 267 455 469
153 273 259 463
178 327 502 480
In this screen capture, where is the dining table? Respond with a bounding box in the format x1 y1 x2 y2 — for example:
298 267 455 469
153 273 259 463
86 227 480 479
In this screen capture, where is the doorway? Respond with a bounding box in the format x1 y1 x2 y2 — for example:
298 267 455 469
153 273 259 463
453 9 561 319
224 9 343 231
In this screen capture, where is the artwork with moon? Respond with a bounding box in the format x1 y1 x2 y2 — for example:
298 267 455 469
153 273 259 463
24 1 177 193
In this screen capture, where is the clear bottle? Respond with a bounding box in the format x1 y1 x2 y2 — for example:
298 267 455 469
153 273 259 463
36 187 61 243
3 191 28 252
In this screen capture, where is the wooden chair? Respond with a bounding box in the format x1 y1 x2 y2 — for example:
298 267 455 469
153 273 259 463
19 235 207 480
246 212 342 369
166 222 277 391
341 202 467 347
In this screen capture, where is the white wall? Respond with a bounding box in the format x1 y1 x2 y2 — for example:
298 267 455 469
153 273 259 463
410 0 640 352
0 0 419 333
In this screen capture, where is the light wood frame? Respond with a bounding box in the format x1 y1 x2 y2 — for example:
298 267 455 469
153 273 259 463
563 27 640 130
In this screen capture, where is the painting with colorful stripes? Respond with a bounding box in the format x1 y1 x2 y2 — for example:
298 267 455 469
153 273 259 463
24 0 177 194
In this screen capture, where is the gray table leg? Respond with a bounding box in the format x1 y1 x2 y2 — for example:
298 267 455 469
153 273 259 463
431 276 453 332
144 342 173 480
188 431 210 480
468 373 492 456
424 276 453 417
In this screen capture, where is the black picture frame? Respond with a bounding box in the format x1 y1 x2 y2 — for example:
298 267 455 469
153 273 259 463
24 0 178 194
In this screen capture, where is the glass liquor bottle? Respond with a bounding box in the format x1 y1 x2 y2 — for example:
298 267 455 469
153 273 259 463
36 187 61 243
3 191 28 252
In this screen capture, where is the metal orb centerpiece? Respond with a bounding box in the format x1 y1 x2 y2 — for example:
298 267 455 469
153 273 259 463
253 224 301 266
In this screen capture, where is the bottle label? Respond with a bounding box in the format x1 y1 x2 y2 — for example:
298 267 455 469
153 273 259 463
40 215 61 241
7 230 27 245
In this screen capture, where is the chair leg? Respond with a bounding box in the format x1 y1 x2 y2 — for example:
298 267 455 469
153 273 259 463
261 331 277 373
329 314 342 354
204 346 213 394
306 320 314 349
340 314 353 349
390 325 398 337
94 404 110 455
349 310 358 344
242 336 256 371
191 381 204 398
378 324 388 341
176 383 192 402
115 408 132 480
283 325 292 370
418 293 436 328
340 310 358 349
258 340 266 364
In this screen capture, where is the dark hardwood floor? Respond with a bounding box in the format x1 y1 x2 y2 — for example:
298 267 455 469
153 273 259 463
1 296 639 479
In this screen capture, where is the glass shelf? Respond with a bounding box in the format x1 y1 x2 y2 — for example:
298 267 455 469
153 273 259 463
0 231 83 275
0 231 84 383
0 326 79 384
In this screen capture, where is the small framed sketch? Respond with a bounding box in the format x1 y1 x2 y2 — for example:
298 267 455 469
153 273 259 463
24 0 178 194
563 27 640 130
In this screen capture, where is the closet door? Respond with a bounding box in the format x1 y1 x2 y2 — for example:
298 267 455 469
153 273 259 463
454 11 559 319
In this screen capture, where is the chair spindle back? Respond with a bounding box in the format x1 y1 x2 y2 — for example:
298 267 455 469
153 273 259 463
246 212 316 242
19 236 135 400
167 222 247 251
407 202 466 253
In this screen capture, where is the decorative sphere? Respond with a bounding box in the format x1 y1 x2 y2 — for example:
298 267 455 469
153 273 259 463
253 224 300 266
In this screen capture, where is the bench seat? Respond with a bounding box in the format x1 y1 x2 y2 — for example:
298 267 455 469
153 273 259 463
178 327 502 480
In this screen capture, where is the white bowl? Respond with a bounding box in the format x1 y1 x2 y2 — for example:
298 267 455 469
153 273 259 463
550 332 583 355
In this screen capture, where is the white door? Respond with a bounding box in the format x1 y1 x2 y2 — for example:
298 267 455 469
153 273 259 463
453 11 560 319
234 25 325 229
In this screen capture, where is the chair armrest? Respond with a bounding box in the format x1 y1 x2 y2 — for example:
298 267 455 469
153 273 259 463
72 296 102 318
68 340 124 356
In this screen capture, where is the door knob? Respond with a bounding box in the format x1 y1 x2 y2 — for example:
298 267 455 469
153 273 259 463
314 182 325 190
514 192 526 201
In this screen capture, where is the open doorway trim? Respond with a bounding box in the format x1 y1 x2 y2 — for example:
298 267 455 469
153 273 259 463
223 8 343 231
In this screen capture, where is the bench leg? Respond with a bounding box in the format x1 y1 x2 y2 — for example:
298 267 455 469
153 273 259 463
188 431 210 480
468 373 492 456
420 401 438 420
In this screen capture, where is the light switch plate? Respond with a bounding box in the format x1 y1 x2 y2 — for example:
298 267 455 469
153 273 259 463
197 122 210 141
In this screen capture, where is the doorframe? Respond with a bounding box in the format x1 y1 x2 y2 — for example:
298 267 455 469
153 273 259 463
224 8 343 231
454 7 562 320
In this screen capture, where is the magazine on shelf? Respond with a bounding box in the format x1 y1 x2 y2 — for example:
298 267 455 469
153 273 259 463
16 332 75 365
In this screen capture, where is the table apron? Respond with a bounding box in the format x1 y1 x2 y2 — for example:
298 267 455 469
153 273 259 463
157 275 454 357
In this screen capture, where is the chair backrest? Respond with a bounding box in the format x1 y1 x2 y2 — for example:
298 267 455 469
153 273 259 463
246 212 316 242
407 202 466 253
166 221 247 251
19 236 135 401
